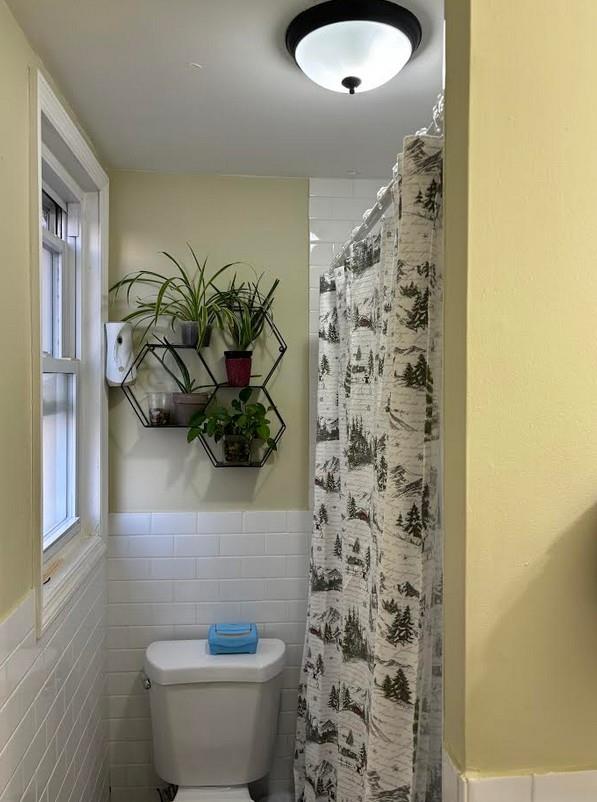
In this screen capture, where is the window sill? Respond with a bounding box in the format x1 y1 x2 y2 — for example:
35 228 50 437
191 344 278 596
43 516 81 561
39 531 105 635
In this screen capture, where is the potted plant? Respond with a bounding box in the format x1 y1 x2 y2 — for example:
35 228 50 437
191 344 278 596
152 338 209 425
109 244 240 347
187 388 277 464
219 274 280 386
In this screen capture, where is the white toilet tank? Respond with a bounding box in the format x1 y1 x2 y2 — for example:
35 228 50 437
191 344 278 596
144 639 286 787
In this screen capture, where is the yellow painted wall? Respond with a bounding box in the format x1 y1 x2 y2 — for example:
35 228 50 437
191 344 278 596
108 170 309 511
444 0 597 776
0 1 36 619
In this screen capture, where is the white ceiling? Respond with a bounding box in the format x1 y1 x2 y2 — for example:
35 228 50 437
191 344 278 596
9 0 444 178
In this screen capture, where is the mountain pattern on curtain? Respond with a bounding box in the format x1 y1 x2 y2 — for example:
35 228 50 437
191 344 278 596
294 135 443 802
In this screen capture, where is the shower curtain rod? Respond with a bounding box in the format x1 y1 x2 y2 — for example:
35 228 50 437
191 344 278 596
332 91 444 269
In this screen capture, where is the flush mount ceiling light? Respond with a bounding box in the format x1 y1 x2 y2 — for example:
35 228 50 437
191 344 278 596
285 0 422 95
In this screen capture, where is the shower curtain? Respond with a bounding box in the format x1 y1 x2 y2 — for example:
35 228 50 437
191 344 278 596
295 135 443 802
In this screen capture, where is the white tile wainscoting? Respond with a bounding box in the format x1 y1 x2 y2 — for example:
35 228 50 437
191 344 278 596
0 561 108 802
443 751 597 801
308 177 382 499
107 509 312 802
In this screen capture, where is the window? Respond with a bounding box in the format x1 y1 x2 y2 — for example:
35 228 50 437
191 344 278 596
36 70 108 629
40 186 80 552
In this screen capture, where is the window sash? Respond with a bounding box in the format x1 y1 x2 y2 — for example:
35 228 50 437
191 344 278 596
41 357 80 554
40 189 80 555
42 371 80 553
41 189 64 237
42 356 79 375
41 228 76 360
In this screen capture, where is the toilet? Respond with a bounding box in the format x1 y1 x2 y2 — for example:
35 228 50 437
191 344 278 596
144 638 286 801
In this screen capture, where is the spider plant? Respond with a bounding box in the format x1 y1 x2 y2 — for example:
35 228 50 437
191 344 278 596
151 337 209 425
109 244 240 343
220 274 280 351
151 338 201 394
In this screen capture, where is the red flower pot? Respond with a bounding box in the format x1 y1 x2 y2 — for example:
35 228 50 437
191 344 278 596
225 351 252 387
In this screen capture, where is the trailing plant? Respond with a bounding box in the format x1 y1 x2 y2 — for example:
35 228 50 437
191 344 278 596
151 338 202 394
187 388 277 449
109 244 241 341
219 274 280 350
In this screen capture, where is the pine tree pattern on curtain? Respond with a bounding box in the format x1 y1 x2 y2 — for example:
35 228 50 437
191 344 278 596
295 136 443 802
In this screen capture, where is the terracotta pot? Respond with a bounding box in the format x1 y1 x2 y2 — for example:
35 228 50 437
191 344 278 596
223 434 252 464
224 351 252 387
173 392 209 426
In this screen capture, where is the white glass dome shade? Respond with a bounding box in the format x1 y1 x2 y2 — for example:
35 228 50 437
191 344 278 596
286 1 422 94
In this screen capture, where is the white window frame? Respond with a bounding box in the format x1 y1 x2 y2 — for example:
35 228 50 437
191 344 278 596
41 181 81 556
33 71 109 633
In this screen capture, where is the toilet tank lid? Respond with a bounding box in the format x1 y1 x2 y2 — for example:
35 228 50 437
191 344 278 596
144 638 286 686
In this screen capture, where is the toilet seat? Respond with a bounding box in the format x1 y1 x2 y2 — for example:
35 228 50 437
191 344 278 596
174 786 252 802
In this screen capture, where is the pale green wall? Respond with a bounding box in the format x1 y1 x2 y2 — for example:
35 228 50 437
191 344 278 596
108 170 309 511
0 2 98 618
0 1 36 618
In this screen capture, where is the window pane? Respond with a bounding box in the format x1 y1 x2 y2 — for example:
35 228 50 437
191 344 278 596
42 191 63 237
41 246 55 355
42 373 75 543
41 244 67 358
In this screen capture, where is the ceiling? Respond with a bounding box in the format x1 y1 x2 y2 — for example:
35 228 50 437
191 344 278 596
9 0 444 178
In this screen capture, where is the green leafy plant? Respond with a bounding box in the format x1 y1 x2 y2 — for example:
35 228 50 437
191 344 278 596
187 388 277 449
109 244 241 341
152 338 202 394
219 274 280 350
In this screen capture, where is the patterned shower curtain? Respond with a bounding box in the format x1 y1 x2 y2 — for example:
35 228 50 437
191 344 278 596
295 136 443 802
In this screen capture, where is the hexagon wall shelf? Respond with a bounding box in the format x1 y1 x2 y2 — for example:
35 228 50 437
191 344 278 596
197 385 286 468
120 315 287 467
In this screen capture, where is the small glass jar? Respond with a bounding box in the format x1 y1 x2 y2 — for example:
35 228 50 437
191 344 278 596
148 392 172 426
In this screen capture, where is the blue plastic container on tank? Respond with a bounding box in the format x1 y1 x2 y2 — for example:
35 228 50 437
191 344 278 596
208 623 259 654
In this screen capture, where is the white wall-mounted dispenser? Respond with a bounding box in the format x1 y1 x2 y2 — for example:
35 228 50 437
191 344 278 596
105 321 136 386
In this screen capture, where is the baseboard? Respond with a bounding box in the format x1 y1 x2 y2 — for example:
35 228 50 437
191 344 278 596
443 751 597 801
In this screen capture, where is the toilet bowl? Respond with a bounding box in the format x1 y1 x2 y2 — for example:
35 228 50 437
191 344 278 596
144 638 286 800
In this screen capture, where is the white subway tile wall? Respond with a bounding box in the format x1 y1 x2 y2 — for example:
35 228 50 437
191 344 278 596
0 562 108 802
442 751 459 802
107 510 311 802
308 178 383 499
467 776 533 802
443 748 597 802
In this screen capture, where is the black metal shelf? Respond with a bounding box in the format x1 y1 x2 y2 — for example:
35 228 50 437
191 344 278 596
198 385 286 468
120 314 287 467
121 342 217 429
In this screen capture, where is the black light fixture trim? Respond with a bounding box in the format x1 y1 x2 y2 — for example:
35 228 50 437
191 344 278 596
285 0 423 64
342 76 362 95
